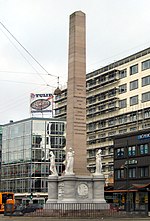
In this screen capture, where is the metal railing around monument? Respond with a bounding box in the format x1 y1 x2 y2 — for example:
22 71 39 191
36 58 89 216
4 203 148 218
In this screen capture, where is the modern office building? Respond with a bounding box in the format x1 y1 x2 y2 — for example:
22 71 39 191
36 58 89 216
54 47 150 185
1 117 66 200
113 129 150 212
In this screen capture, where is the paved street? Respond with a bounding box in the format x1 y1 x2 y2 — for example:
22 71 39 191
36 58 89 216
1 214 150 221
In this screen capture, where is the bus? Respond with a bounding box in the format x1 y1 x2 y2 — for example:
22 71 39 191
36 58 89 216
0 192 15 213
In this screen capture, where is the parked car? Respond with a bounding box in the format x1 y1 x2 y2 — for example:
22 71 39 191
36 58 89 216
15 204 37 214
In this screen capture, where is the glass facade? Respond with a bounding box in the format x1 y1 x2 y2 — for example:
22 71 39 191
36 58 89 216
1 118 66 194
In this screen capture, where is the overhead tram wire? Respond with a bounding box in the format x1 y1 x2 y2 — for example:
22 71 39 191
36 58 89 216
0 83 54 115
0 26 48 85
0 21 59 80
0 70 49 76
0 79 56 87
88 41 150 71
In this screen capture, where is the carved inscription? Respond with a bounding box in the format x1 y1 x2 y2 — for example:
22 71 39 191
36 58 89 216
58 183 64 200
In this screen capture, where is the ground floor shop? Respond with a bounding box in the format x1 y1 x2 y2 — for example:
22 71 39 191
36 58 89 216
105 189 150 212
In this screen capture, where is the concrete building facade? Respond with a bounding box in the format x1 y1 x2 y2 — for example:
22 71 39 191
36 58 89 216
54 47 150 185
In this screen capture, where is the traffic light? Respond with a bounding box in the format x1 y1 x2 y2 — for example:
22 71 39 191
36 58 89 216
30 193 33 200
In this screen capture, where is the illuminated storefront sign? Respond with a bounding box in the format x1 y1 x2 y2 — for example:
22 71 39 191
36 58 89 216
138 133 150 140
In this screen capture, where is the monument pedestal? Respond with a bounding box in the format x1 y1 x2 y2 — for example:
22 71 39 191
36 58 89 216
46 175 58 204
92 174 106 203
46 173 108 209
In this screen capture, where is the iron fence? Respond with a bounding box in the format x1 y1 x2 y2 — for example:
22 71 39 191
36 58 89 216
4 203 148 218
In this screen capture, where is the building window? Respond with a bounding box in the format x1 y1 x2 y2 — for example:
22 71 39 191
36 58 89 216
48 122 65 135
119 84 127 94
139 167 149 177
98 104 106 111
115 169 124 179
98 93 106 101
88 79 96 87
55 94 61 100
129 168 136 178
102 165 106 172
130 127 137 131
119 69 127 79
108 165 114 171
142 59 150 71
139 144 149 155
50 136 66 148
89 149 95 158
142 75 150 87
108 102 116 108
108 72 115 80
89 108 96 114
130 113 137 121
98 121 106 128
108 131 116 136
108 147 114 154
32 135 42 148
130 80 138 90
89 135 96 140
118 115 127 124
99 75 106 83
142 91 150 102
144 109 150 118
116 148 124 158
119 129 127 134
89 140 96 145
108 89 116 97
119 99 127 109
130 95 138 106
130 64 138 75
98 133 106 138
55 109 61 115
101 148 106 155
89 123 96 131
88 97 96 104
108 118 116 126
128 146 136 156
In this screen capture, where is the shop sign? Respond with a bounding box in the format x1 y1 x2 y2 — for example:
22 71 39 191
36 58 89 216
138 133 150 140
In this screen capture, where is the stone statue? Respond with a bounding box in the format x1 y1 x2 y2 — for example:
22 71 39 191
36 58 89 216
95 149 102 175
49 151 58 176
65 148 75 175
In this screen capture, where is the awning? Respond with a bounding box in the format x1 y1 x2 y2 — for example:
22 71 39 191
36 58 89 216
105 189 137 193
132 183 150 189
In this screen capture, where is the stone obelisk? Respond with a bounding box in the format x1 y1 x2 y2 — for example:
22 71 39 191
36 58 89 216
66 11 88 175
46 11 107 207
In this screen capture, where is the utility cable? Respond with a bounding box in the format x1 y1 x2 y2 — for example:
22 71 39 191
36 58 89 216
0 26 49 85
0 79 55 87
0 21 58 78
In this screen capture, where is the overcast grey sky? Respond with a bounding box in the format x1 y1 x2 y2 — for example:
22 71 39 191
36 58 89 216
0 0 150 124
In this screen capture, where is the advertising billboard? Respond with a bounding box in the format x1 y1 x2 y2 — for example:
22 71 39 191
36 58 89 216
30 93 53 115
